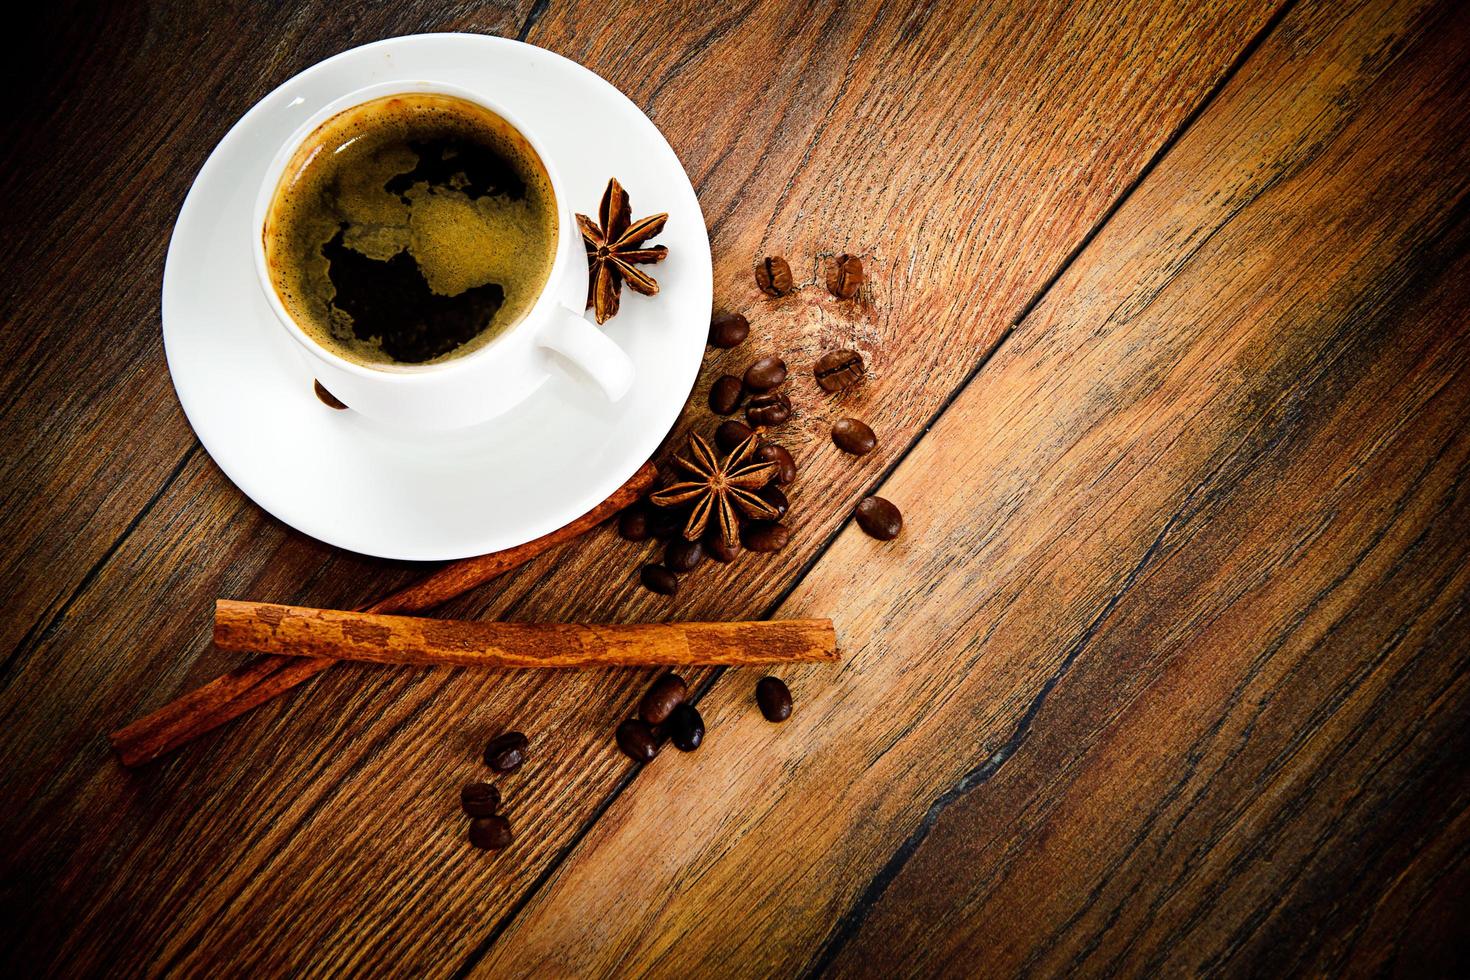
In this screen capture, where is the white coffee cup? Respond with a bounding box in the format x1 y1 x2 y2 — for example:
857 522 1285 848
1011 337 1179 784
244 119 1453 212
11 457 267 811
252 80 633 431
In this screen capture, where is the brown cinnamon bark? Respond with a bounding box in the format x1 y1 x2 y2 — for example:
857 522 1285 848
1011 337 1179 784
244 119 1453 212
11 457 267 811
215 600 838 669
108 461 658 767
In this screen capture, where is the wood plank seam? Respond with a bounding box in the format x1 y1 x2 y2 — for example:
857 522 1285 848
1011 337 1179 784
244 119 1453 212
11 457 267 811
446 762 647 980
454 316 1023 973
450 3 1308 972
805 479 1203 976
1010 0 1300 326
516 0 552 42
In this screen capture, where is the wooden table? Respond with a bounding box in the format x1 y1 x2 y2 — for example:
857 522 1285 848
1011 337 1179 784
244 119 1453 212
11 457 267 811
4 0 1468 974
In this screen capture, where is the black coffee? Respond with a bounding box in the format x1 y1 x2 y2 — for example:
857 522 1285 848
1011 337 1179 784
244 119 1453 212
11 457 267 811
264 93 557 366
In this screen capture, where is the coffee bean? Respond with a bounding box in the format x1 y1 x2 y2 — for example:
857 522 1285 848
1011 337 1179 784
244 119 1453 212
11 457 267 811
813 349 866 392
756 255 793 296
756 676 793 722
708 312 750 348
756 443 797 484
758 484 789 519
709 375 744 415
616 719 661 763
855 496 903 540
483 731 528 773
668 703 705 751
826 253 865 299
747 392 792 427
313 379 348 410
639 673 688 724
665 537 704 573
715 419 758 452
647 506 682 540
743 356 788 392
832 417 878 455
704 529 742 562
460 781 501 817
618 505 652 541
741 520 790 552
640 563 678 596
705 530 741 563
468 815 513 850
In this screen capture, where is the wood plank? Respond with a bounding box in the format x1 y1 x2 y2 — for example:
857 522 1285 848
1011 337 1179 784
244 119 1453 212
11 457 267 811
473 0 1470 972
0 1 1279 973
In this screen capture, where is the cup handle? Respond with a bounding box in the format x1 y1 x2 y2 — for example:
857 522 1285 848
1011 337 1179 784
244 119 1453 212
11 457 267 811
537 307 635 402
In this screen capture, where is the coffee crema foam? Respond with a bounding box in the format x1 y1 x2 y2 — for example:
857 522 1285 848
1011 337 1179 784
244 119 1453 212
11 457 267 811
263 93 558 367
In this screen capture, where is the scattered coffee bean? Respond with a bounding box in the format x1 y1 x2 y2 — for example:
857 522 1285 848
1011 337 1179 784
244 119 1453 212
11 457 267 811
665 536 704 573
709 375 744 415
618 505 652 541
705 531 741 563
640 563 678 596
832 417 878 456
743 356 788 392
855 496 903 540
756 676 793 722
708 312 750 348
742 520 791 552
826 253 865 299
756 255 794 296
747 391 792 427
483 731 528 773
639 673 688 724
468 815 513 850
668 703 705 751
647 506 682 540
616 719 661 763
313 380 348 410
814 349 866 393
758 484 789 519
756 443 797 484
703 528 742 562
715 419 758 452
460 781 501 817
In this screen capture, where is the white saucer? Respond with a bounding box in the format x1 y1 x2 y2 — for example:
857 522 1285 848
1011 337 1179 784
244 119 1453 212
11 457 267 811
162 34 710 561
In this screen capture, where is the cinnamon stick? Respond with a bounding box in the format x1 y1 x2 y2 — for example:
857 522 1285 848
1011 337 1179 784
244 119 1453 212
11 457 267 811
108 461 658 767
215 600 838 669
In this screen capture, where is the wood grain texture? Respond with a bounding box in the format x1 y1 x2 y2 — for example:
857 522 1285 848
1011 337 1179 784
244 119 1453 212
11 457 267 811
212 600 838 669
1 0 1297 973
474 0 1470 973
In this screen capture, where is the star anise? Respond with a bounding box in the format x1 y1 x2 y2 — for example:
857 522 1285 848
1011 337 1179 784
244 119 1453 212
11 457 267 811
650 433 779 548
577 178 668 324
